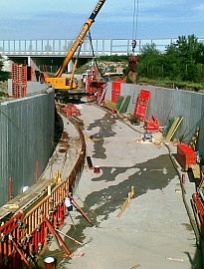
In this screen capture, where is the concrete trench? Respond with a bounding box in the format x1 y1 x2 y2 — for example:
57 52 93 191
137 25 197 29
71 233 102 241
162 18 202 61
45 103 201 269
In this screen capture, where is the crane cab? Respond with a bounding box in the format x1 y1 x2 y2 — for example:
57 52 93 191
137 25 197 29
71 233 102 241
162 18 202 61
45 77 78 91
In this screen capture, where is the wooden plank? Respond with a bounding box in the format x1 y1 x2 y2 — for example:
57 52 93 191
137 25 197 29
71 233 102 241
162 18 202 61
165 117 180 141
118 95 131 113
165 116 183 142
191 164 200 179
117 186 134 219
116 96 124 110
104 100 117 110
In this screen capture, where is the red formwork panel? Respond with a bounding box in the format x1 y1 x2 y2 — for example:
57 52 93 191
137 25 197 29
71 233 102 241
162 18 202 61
134 103 147 118
112 78 123 91
0 212 24 269
140 89 151 100
111 78 123 102
134 89 151 121
111 90 120 103
177 143 197 171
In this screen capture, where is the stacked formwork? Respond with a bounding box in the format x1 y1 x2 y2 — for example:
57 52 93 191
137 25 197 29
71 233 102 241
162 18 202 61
12 64 28 98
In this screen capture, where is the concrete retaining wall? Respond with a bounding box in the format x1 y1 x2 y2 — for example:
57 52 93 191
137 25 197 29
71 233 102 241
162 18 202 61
0 88 55 206
106 82 204 158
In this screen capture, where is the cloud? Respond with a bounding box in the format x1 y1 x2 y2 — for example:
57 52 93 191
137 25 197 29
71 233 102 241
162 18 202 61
193 3 204 11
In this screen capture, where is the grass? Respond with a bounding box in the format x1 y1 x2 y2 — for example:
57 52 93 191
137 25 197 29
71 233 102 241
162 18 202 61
138 77 204 92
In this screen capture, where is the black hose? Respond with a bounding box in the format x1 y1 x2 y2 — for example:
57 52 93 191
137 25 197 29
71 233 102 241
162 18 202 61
165 143 200 245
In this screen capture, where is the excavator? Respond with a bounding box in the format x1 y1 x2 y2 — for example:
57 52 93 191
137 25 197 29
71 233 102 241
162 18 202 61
45 0 107 102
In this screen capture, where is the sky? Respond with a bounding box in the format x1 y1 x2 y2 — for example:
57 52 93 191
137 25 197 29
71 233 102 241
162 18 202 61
0 0 204 41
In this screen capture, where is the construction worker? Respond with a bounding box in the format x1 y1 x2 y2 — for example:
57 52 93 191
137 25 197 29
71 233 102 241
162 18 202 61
65 193 73 212
65 193 76 229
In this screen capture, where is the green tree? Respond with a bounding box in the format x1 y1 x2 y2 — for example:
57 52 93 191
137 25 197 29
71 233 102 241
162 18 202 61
137 43 162 79
0 55 10 81
165 35 204 82
137 35 204 86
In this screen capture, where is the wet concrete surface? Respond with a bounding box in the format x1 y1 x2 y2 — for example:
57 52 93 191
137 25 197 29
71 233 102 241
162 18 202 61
46 103 201 269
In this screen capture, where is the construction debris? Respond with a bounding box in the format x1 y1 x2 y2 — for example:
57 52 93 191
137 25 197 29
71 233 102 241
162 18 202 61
117 186 135 219
165 257 184 262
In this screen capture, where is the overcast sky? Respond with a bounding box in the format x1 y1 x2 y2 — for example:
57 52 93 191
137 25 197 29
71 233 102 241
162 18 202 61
0 0 204 41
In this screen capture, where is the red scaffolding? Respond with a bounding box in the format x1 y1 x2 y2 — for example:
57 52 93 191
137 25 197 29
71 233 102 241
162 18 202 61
11 63 28 98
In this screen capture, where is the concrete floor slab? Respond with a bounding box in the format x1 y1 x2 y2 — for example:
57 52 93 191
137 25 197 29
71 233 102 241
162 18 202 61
46 103 201 269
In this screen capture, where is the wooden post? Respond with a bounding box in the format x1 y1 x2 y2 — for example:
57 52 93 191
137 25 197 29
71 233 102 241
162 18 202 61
8 177 13 201
68 193 93 226
44 217 72 256
35 161 40 182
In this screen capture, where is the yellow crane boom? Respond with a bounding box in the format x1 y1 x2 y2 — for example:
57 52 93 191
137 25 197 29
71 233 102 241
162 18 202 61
45 0 107 101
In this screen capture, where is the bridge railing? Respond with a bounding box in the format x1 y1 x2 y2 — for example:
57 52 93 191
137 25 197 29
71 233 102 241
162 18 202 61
1 38 204 57
0 38 179 56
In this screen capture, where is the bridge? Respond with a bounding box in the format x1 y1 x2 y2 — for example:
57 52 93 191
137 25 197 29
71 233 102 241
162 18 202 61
0 38 179 57
1 37 204 72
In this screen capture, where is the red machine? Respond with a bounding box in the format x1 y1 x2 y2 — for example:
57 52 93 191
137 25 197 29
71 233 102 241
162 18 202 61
177 143 197 171
144 116 159 133
85 65 106 103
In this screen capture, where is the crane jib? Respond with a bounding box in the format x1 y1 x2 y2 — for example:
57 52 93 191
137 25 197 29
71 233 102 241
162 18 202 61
89 0 106 21
54 0 106 78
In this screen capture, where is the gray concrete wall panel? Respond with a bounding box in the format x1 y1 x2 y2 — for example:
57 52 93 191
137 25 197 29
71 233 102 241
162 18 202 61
106 82 204 157
198 94 204 157
0 89 55 206
0 106 9 204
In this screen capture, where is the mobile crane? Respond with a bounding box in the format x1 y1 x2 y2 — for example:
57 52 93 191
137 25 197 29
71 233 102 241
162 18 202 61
45 0 107 101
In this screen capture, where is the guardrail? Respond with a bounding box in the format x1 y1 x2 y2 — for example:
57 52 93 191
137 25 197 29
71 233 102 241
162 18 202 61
0 38 191 56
